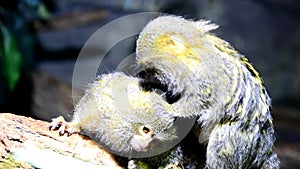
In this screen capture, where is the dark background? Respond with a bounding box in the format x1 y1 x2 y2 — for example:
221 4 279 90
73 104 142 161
1 0 299 168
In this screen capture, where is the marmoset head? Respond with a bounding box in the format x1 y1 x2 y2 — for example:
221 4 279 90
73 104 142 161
136 16 218 94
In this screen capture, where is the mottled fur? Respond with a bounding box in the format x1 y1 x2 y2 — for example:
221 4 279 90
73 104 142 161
50 73 177 156
136 15 280 169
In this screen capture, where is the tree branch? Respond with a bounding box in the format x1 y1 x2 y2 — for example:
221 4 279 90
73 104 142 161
0 113 122 169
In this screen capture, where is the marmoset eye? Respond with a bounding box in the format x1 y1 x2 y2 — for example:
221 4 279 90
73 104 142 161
142 126 150 134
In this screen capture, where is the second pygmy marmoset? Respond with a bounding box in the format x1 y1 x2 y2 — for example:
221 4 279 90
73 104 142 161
136 16 280 168
49 72 178 157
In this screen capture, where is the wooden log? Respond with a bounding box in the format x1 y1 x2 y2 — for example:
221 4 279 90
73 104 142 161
0 113 122 169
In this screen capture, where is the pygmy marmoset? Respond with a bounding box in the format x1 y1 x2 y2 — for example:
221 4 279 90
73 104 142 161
49 72 178 157
136 15 280 169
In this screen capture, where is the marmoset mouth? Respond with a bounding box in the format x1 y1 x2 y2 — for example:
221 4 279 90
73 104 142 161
137 69 181 104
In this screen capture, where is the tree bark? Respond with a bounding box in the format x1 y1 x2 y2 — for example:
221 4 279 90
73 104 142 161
0 113 122 169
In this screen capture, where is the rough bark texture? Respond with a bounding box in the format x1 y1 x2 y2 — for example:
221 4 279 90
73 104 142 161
0 113 122 169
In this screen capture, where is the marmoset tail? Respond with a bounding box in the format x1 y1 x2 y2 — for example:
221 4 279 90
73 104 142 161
136 16 280 168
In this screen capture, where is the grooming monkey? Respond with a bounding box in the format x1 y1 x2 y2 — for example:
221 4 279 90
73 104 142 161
136 15 280 169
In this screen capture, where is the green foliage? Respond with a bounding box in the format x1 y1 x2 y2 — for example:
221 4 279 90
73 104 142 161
21 0 50 20
37 2 50 19
0 0 50 92
0 24 22 92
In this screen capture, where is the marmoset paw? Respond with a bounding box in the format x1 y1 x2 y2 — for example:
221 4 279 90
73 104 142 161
49 116 78 136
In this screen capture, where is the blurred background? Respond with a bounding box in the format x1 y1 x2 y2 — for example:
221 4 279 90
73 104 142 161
0 0 299 168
